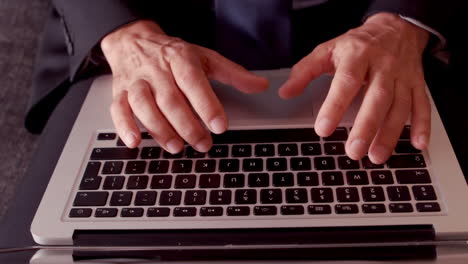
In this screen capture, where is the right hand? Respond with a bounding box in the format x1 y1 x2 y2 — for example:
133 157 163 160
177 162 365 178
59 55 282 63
101 20 269 153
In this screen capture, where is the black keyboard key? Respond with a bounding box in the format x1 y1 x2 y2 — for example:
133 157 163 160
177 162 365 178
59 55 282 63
387 154 426 168
224 173 245 188
395 170 431 184
195 159 216 173
290 157 312 171
79 176 102 190
125 161 147 174
362 204 386 213
127 175 149 189
254 206 277 216
103 176 125 190
281 205 304 215
248 173 269 187
267 158 287 171
227 206 250 216
98 133 116 140
121 208 144 217
315 157 336 170
141 132 152 139
322 171 344 185
147 207 170 217
260 189 282 204
148 160 169 173
212 129 319 144
243 158 263 171
116 138 126 146
199 174 221 188
286 188 308 203
255 144 275 157
184 190 207 205
174 174 196 189
69 208 92 218
387 186 411 201
346 171 369 185
159 191 182 205
324 127 348 141
338 156 360 170
324 142 345 155
82 161 101 178
90 147 139 160
174 207 197 217
219 159 240 172
95 208 118 217
110 191 132 206
200 207 223 216
273 173 294 186
389 203 413 213
210 190 232 205
102 161 123 174
278 144 298 156
395 141 421 153
400 126 411 139
336 187 359 202
362 156 385 169
371 170 394 184
412 185 437 201
151 175 172 189
308 205 332 215
235 189 257 204
311 188 334 203
297 172 319 186
172 160 193 173
185 146 206 158
135 191 157 206
163 151 184 159
362 187 385 202
301 143 322 156
141 147 161 159
232 145 252 157
208 145 229 158
416 202 441 212
335 204 359 214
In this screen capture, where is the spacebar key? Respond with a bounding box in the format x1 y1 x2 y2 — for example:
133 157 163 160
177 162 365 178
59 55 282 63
90 148 139 160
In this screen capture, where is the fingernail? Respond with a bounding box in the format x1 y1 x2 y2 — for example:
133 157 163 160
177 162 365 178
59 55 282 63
210 116 227 134
125 131 137 147
371 145 391 164
349 139 367 158
316 118 334 136
417 134 429 148
166 138 183 154
195 138 212 152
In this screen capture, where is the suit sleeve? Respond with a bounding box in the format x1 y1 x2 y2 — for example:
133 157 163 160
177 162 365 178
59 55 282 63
52 0 152 80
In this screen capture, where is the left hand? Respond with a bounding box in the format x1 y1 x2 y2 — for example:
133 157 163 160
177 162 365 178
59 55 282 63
279 13 431 164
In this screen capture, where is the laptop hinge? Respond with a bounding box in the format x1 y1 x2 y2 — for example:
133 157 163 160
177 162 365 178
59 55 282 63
73 225 436 260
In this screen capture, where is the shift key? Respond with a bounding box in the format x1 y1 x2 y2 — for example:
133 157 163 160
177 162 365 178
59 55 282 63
73 192 108 206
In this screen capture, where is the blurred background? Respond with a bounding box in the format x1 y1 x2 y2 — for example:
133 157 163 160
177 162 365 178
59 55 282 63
0 0 51 219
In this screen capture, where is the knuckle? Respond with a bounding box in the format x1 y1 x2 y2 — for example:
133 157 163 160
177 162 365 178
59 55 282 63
161 38 193 59
127 84 149 106
156 90 181 109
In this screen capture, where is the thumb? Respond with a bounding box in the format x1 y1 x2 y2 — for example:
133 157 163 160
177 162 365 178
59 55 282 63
197 46 269 94
279 42 334 99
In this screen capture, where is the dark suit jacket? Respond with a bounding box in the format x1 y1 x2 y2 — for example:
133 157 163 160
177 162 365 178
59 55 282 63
25 0 461 133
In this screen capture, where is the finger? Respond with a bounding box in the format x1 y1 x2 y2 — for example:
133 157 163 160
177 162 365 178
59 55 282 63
149 72 213 152
314 52 368 137
346 72 394 160
278 42 334 99
410 84 431 150
368 82 412 164
110 90 141 148
197 46 269 94
170 52 228 134
126 79 184 154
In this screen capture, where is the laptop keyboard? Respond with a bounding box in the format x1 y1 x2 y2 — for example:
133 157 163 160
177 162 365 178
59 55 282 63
68 127 442 219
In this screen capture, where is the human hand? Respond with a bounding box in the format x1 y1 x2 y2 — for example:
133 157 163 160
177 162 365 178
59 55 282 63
279 13 430 164
101 20 269 153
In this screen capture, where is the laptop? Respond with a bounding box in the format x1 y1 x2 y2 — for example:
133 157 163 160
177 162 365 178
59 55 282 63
30 68 468 260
